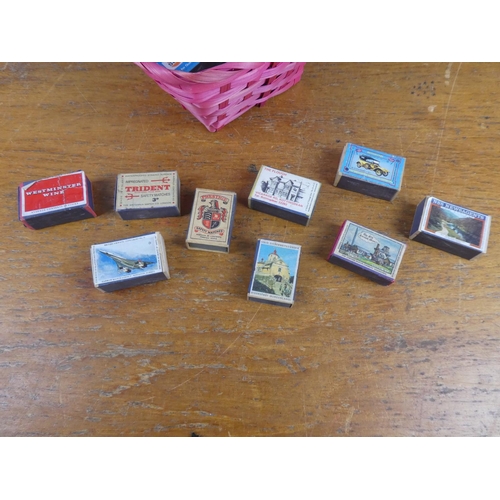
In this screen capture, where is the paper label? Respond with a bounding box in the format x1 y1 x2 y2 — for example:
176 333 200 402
250 166 321 217
116 171 178 210
20 171 87 216
187 189 236 245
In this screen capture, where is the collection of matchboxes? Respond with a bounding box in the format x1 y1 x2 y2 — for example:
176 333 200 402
18 143 492 307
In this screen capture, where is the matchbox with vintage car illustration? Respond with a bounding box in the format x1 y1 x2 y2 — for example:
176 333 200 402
334 143 405 201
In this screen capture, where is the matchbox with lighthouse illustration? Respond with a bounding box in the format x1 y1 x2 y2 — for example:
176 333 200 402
185 188 237 253
90 232 170 292
18 170 96 229
327 220 407 285
334 143 405 201
115 171 181 220
409 196 491 259
248 165 321 226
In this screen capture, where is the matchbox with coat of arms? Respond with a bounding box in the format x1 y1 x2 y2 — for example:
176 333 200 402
185 188 237 253
90 232 170 292
327 220 406 285
18 170 96 230
334 143 405 201
409 196 491 260
248 165 321 226
115 171 181 220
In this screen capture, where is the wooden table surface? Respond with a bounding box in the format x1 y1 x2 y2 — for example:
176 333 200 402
1 62 498 437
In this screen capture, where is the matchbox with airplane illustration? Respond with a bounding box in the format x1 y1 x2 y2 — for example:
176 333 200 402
185 188 237 253
247 239 301 307
248 165 321 226
90 232 170 292
115 171 181 220
409 196 491 259
18 170 96 229
334 143 405 201
327 220 406 285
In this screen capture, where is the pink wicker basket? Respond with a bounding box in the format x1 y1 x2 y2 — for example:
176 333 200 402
135 62 306 132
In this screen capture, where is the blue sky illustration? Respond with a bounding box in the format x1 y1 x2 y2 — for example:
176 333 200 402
257 242 299 275
93 235 159 282
342 224 403 257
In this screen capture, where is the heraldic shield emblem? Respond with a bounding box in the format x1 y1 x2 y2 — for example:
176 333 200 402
197 200 227 230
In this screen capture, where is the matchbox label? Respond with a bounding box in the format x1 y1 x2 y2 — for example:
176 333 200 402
422 197 490 250
250 166 321 216
187 189 236 244
193 192 230 239
116 172 178 209
331 221 406 280
20 172 87 216
248 240 301 305
339 144 405 189
91 233 162 286
429 198 487 220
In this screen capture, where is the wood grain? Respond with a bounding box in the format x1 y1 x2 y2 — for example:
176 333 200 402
0 62 499 436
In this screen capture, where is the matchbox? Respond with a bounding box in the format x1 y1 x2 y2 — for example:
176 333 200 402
90 232 170 292
185 188 237 253
409 196 491 259
327 220 406 285
247 239 301 307
334 143 405 201
115 171 180 220
18 170 96 229
248 165 321 226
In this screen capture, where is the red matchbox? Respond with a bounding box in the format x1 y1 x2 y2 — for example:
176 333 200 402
18 170 96 230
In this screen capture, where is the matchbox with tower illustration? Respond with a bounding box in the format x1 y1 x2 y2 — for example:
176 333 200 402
185 188 237 253
248 239 302 307
248 165 321 226
18 170 96 229
90 232 170 292
409 196 491 259
115 171 181 220
327 220 406 285
334 143 405 201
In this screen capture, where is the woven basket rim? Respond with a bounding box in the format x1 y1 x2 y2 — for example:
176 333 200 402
135 62 306 131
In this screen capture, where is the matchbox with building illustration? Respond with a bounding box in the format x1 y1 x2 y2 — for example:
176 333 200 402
334 143 405 201
248 239 301 307
186 188 237 253
115 171 180 220
328 221 406 285
91 232 170 292
248 165 321 226
409 196 491 259
18 170 96 229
